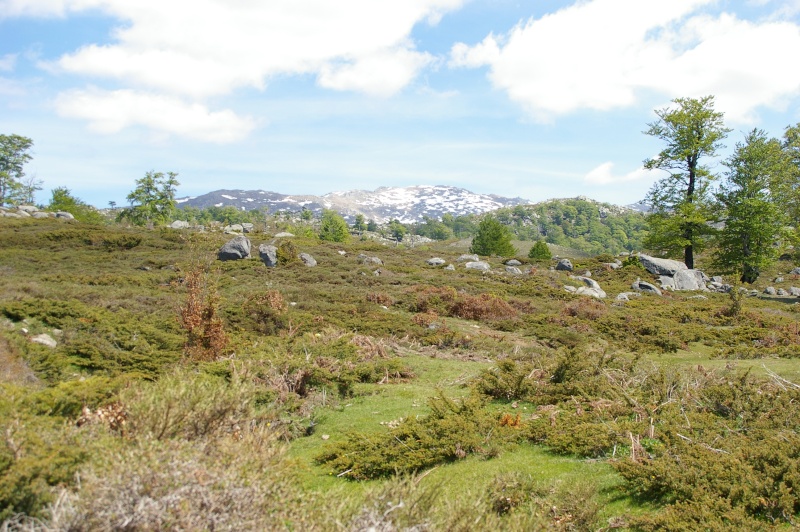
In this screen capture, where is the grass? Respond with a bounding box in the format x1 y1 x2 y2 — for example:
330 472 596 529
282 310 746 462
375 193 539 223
4 217 800 528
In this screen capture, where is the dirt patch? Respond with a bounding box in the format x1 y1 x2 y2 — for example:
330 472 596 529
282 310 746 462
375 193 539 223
0 333 38 385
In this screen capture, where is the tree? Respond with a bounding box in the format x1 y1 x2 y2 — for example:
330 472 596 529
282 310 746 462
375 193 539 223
643 96 731 269
318 209 349 242
712 129 790 283
776 123 800 229
528 240 552 261
388 219 406 242
119 171 180 226
470 216 516 257
353 214 367 232
366 219 378 232
19 175 43 205
300 208 313 222
48 187 106 224
0 134 34 206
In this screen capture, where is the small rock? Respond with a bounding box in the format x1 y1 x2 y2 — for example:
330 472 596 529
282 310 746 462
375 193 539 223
427 258 446 266
555 258 573 272
777 288 789 296
632 278 662 296
259 244 278 267
170 220 190 229
241 223 254 233
775 277 784 283
55 211 75 220
444 264 455 271
764 286 777 295
299 252 317 267
457 254 479 263
789 287 800 297
465 261 491 272
506 259 522 266
30 333 57 348
505 266 523 275
274 232 295 238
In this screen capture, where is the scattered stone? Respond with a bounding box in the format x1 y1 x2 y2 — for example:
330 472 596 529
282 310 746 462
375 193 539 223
775 277 785 283
569 276 606 298
358 254 383 266
32 211 52 219
457 254 479 262
15 210 31 217
673 269 709 291
241 223 254 233
506 259 522 266
777 288 789 296
170 220 190 229
764 286 777 295
444 264 455 271
616 292 641 302
427 258 446 266
17 205 38 213
688 295 709 300
711 276 724 283
223 224 244 234
603 260 623 270
338 250 347 256
632 278 662 296
466 261 491 272
505 266 523 275
555 258 573 272
637 254 687 276
218 236 251 261
55 211 75 220
258 244 278 267
790 287 800 297
274 232 295 238
30 333 57 348
581 270 592 278
791 267 800 275
299 252 317 267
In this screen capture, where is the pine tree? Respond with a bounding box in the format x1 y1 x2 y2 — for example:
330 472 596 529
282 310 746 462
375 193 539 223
470 217 516 257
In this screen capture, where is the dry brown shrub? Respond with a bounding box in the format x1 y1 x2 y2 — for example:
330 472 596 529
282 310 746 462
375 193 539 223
351 334 393 359
365 292 394 306
412 310 439 327
409 285 458 313
179 266 229 362
561 298 607 321
451 293 518 321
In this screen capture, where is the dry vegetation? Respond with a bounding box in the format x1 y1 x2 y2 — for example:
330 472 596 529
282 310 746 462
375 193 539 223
3 217 800 530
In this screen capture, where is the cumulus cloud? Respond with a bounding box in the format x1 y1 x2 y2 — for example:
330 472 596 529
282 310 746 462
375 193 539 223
0 54 17 71
450 0 800 123
55 89 255 143
7 0 464 140
584 162 654 185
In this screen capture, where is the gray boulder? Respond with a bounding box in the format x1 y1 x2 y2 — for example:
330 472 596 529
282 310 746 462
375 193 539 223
777 288 789 296
506 259 522 266
223 224 244 234
218 236 251 261
274 232 295 238
638 254 687 276
616 292 641 302
505 266 523 275
30 333 57 348
775 277 784 283
32 211 52 219
15 209 31 217
457 254 479 262
570 276 607 299
790 287 800 297
427 258 446 266
466 261 491 271
358 254 383 266
632 278 662 296
555 258 573 272
673 269 709 291
258 244 278 267
170 220 190 229
444 264 455 271
17 205 38 213
658 276 675 290
764 286 777 295
791 267 800 275
241 223 254 233
299 253 317 267
55 211 75 220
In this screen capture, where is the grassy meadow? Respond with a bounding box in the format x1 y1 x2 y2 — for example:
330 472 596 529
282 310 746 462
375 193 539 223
2 216 800 530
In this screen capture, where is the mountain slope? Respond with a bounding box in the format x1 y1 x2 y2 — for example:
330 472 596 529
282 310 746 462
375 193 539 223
176 185 530 224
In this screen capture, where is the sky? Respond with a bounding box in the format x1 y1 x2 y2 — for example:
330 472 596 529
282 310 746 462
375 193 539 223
2 0 800 208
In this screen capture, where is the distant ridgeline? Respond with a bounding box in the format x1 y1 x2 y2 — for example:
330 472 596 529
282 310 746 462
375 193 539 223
491 198 647 256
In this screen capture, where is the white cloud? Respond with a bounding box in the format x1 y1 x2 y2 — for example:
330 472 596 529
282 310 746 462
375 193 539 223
450 0 800 123
55 89 255 143
584 162 654 185
0 53 17 71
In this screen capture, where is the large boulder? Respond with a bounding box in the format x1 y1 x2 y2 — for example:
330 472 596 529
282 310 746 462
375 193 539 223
170 220 190 229
427 258 446 266
258 244 278 267
638 254 687 276
457 254 479 263
55 211 75 220
505 266 523 275
223 224 244 234
466 261 491 272
241 223 254 233
358 254 383 266
218 236 251 261
555 258 573 272
672 269 709 291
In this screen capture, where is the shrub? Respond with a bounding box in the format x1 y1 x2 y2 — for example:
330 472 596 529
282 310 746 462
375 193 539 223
179 264 228 362
528 241 552 261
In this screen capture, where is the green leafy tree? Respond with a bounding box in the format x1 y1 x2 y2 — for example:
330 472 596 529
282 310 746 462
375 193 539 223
528 240 552 261
119 171 180 226
643 96 731 268
712 129 790 283
0 134 34 206
777 123 800 230
470 216 517 257
47 187 105 224
300 208 313 221
366 219 378 232
318 209 349 242
353 214 367 232
388 219 406 242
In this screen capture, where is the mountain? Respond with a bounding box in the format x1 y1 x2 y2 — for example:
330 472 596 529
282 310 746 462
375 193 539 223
176 185 530 224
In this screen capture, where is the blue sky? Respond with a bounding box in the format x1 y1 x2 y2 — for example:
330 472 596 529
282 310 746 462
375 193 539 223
2 0 800 208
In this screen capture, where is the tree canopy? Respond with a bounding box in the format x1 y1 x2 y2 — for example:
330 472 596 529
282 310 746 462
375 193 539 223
319 209 350 242
0 134 34 207
470 216 516 257
119 171 180 227
643 96 731 269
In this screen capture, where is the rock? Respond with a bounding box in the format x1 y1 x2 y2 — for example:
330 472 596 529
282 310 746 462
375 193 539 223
603 260 623 270
466 261 491 272
241 223 254 233
258 244 278 267
632 278 662 296
791 267 800 275
505 266 523 275
688 295 709 300
15 210 31 217
427 258 446 266
764 286 777 295
299 253 317 267
790 287 800 297
564 285 577 293
55 211 75 220
17 205 38 213
777 288 789 296
444 264 455 271
506 259 522 266
274 232 295 238
31 211 52 219
223 224 244 234
775 277 784 283
338 250 347 256
616 292 641 302
637 254 687 276
555 258 573 272
170 220 190 229
358 254 383 266
570 276 606 298
658 276 675 290
581 270 592 278
30 333 57 348
457 254 479 262
673 269 709 291
218 236 251 261
711 276 724 283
